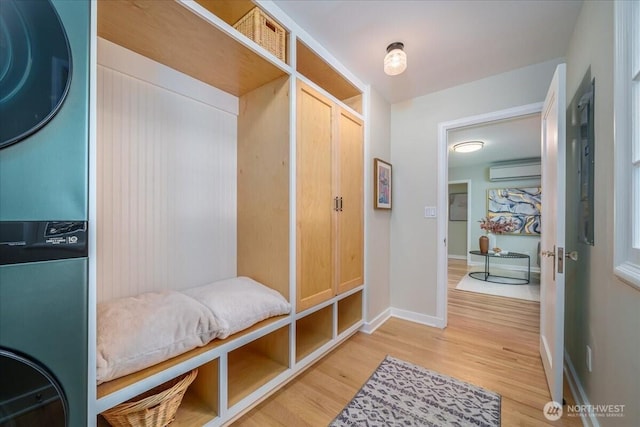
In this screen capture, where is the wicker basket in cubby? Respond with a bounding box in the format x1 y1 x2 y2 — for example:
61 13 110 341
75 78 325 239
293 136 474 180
233 7 286 62
101 369 197 427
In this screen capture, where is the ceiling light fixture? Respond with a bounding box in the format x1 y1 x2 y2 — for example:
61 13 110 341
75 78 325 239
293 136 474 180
384 42 407 76
452 141 484 153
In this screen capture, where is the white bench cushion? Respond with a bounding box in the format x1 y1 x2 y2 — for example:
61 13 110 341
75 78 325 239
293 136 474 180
96 290 219 384
182 277 291 339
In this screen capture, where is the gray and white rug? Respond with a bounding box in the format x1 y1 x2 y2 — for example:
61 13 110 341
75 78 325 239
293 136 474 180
456 270 540 302
331 356 501 427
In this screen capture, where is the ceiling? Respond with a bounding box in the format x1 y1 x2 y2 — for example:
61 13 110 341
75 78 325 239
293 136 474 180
271 0 582 103
448 113 541 169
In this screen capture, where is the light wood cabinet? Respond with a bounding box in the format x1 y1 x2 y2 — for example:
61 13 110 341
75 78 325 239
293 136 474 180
95 2 365 425
336 108 364 295
296 81 363 312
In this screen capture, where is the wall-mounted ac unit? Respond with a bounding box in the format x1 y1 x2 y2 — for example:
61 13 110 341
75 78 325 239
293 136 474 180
489 162 541 181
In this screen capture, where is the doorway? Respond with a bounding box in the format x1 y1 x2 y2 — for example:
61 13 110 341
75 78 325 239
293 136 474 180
447 180 471 264
436 103 543 326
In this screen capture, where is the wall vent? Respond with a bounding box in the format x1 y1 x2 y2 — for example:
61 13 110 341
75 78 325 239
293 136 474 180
489 161 541 181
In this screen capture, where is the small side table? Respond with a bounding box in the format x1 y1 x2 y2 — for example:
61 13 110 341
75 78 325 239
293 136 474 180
468 250 531 284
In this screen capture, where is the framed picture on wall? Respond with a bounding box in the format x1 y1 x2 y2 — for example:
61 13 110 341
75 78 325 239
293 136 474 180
449 193 467 221
487 187 541 235
374 158 392 209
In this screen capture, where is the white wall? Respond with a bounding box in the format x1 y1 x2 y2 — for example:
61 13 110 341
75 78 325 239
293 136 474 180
97 40 238 302
564 2 640 423
365 87 392 323
449 165 540 270
390 58 562 318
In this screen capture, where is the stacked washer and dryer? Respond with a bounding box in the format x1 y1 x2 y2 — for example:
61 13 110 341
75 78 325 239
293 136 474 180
0 1 90 425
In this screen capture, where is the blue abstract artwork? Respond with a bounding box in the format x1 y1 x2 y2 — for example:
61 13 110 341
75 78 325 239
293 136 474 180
487 187 541 235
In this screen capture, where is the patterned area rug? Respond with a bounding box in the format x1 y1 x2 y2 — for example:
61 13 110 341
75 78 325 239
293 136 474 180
331 356 501 427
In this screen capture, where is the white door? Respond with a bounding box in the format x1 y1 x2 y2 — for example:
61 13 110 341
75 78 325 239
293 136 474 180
540 63 567 405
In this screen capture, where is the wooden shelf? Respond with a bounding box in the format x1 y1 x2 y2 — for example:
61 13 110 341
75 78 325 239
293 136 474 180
97 362 218 426
194 0 256 26
296 305 333 361
228 325 290 407
237 76 290 298
338 290 363 335
173 359 218 426
296 40 362 113
97 0 287 97
97 316 288 400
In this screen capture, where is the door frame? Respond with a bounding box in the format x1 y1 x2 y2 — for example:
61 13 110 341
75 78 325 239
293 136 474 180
436 102 543 327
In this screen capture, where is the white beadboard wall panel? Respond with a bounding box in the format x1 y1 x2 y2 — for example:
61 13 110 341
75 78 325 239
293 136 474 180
97 38 238 116
97 62 237 302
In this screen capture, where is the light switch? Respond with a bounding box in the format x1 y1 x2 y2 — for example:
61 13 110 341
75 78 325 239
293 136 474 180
424 206 437 218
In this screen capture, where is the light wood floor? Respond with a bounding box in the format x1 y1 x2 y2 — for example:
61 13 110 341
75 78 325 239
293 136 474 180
233 259 580 426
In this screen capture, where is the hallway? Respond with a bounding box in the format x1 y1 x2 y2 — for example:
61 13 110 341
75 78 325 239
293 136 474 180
234 260 580 426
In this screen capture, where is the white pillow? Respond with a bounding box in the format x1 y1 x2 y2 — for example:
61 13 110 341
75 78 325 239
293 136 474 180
96 291 219 384
182 277 291 339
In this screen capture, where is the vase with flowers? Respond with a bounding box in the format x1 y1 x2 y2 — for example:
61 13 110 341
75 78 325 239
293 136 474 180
478 217 517 253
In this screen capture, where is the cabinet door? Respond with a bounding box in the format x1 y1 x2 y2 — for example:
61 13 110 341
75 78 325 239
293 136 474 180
336 108 364 294
296 82 335 312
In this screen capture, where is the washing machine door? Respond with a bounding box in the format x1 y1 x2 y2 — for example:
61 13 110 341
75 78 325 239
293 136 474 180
0 349 67 426
0 0 72 149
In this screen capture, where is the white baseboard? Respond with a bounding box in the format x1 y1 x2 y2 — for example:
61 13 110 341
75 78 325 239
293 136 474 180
564 350 598 427
390 308 445 329
360 308 392 334
361 307 445 333
448 254 467 260
469 260 541 274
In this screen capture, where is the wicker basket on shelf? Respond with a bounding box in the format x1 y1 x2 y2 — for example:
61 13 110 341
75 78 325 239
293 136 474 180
101 369 197 427
233 7 286 61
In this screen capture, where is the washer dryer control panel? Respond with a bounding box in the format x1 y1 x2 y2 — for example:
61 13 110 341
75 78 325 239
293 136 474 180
0 221 87 265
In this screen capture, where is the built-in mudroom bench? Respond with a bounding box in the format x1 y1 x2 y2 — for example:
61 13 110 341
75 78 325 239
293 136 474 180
90 1 366 425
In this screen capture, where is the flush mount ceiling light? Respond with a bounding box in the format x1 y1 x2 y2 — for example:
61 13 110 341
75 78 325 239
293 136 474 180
384 42 407 76
452 140 484 153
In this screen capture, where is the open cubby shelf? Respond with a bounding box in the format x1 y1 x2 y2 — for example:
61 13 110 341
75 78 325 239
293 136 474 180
194 0 256 26
96 316 288 400
173 359 219 426
97 0 287 97
296 305 333 362
296 40 362 114
228 325 290 407
338 290 363 335
195 0 289 65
